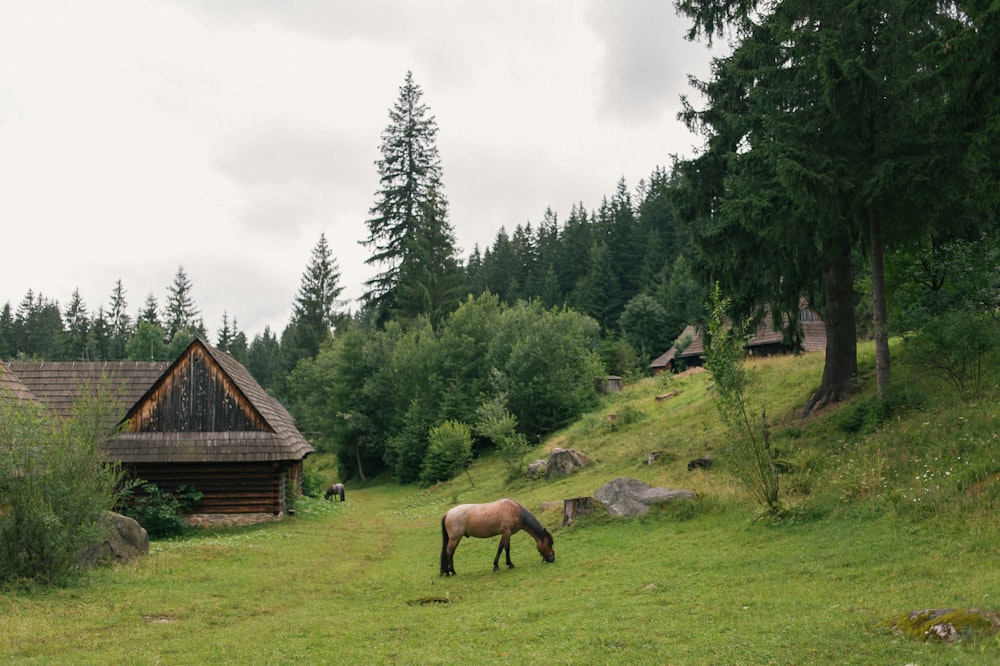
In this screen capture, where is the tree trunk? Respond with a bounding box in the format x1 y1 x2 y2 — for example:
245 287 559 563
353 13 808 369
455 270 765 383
804 228 858 414
355 445 367 482
870 205 890 399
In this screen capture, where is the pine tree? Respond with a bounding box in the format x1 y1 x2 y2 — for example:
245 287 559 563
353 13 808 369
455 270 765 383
290 233 344 357
362 71 461 326
674 0 979 410
88 306 111 361
217 311 234 352
247 326 281 389
138 293 161 327
107 279 131 360
164 266 202 340
63 288 90 361
0 303 13 359
13 291 64 360
228 318 249 364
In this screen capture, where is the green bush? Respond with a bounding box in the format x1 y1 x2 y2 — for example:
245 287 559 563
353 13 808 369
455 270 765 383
119 481 202 539
475 395 529 480
0 382 127 585
301 461 327 498
420 420 473 486
905 311 1000 400
704 285 780 515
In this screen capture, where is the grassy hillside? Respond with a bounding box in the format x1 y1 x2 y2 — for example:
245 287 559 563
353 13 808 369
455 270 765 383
2 340 999 664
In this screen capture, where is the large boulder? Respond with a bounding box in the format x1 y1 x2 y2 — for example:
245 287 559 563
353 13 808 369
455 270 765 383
594 477 696 517
545 447 590 479
526 460 547 480
77 512 149 568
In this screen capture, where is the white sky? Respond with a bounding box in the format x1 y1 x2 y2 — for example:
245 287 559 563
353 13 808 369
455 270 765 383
0 0 715 341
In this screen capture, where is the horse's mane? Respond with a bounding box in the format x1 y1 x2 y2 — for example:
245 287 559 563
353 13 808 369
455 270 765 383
518 504 553 545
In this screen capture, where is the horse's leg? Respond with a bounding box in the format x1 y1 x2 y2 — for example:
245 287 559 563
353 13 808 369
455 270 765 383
441 518 457 576
441 527 459 575
504 534 514 569
493 533 513 571
446 537 460 575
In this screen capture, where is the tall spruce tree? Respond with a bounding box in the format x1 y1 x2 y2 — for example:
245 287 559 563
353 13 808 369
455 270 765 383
138 293 161 327
107 279 131 360
63 289 90 361
285 233 344 364
0 303 13 359
13 291 64 360
362 71 461 326
163 266 202 340
674 0 978 410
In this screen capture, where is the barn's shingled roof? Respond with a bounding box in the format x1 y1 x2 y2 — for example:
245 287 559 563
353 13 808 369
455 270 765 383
6 339 312 464
0 359 36 403
6 360 169 424
650 308 826 372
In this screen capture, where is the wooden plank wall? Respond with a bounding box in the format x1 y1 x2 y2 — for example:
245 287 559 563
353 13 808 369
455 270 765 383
127 462 290 514
129 348 268 433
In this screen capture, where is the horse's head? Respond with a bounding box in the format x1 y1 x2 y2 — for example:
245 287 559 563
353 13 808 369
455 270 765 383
536 529 555 563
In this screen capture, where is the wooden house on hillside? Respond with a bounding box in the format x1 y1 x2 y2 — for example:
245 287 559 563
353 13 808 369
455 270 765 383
4 339 313 526
650 306 827 375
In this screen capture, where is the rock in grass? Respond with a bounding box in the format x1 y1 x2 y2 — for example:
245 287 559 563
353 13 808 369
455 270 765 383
594 477 696 517
76 512 149 567
880 608 1000 642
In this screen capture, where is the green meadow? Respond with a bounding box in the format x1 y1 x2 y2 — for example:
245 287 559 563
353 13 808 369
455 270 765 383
3 340 999 664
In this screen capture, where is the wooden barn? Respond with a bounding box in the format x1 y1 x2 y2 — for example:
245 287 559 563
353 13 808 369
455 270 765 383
650 306 827 375
5 339 313 526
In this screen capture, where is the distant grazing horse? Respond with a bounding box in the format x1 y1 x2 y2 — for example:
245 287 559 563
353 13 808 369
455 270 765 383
325 483 345 502
440 498 555 576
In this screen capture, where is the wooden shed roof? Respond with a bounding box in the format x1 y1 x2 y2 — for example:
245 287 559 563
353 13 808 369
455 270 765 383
650 310 826 371
7 360 169 420
650 325 702 370
113 339 313 463
0 360 36 403
6 339 312 464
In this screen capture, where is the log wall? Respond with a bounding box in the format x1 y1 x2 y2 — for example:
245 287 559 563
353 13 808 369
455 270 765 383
127 462 293 515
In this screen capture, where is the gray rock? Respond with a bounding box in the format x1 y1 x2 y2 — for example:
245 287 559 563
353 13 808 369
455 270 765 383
545 447 590 479
526 460 547 480
594 477 696 517
77 512 149 567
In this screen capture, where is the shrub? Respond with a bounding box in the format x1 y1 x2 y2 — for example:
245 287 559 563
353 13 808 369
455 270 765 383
704 284 780 515
905 311 1000 400
420 420 473 486
475 395 529 480
301 461 327 498
119 481 202 539
0 381 127 585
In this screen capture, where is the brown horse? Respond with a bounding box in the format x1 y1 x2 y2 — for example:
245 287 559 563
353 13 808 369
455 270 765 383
324 483 345 501
440 498 555 576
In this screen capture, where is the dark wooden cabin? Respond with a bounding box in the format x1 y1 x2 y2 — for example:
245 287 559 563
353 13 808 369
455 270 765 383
7 339 313 525
650 306 827 375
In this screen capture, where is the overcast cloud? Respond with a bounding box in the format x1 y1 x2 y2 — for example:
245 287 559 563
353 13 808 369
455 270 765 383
0 0 714 340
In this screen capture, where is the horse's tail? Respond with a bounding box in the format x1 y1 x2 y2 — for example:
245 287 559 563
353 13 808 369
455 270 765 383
440 515 449 574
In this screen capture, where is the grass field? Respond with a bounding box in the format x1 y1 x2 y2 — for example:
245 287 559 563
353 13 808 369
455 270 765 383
2 341 999 664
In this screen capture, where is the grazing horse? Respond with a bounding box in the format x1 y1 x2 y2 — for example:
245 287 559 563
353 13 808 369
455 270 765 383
324 483 345 502
440 498 555 576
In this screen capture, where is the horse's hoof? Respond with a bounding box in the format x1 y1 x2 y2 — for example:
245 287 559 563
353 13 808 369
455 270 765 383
493 566 500 572
507 564 515 569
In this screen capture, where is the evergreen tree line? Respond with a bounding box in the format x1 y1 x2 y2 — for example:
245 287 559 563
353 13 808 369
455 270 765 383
462 171 706 367
5 13 998 487
0 268 224 364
